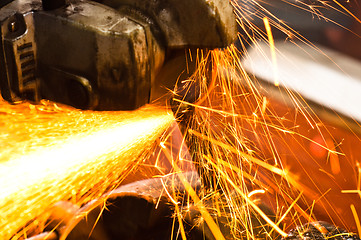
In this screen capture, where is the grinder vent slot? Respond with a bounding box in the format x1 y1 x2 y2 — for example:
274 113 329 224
17 42 37 89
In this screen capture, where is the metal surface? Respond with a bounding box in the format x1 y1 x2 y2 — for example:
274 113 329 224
282 221 360 240
26 171 360 239
26 232 58 240
26 172 200 240
0 0 236 110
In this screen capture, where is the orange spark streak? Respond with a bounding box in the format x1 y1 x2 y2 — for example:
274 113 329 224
351 204 361 237
172 165 226 240
160 145 226 240
276 191 303 227
332 0 361 24
247 189 265 198
188 129 285 176
204 155 288 238
0 1 359 238
263 17 279 86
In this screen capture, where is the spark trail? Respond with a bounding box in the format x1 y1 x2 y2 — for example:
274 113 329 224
0 99 174 239
172 0 361 237
0 0 360 239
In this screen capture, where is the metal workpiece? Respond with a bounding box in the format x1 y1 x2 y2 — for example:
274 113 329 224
25 172 200 240
0 0 237 110
282 221 360 240
61 171 200 240
26 172 359 240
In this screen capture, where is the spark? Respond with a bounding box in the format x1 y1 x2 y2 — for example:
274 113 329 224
263 17 279 86
350 204 361 237
188 129 285 176
275 191 304 228
173 165 226 240
0 100 174 239
171 0 361 237
204 155 288 238
1 0 360 238
247 189 266 198
332 0 361 24
161 143 226 240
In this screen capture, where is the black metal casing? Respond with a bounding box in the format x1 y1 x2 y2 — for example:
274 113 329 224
0 0 236 110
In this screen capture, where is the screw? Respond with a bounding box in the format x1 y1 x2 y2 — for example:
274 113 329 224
8 21 18 33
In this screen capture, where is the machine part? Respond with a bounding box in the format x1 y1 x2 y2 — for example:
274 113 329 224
24 172 360 240
0 0 165 110
0 0 236 110
101 0 236 49
152 49 209 108
62 171 200 240
282 221 360 240
41 0 66 10
26 171 200 240
27 173 281 240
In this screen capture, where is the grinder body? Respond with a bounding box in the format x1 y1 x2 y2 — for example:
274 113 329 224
0 0 237 110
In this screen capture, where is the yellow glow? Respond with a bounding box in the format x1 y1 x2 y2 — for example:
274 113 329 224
263 17 279 86
0 101 173 239
1 0 359 238
205 155 288 238
247 189 266 198
351 204 361 237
